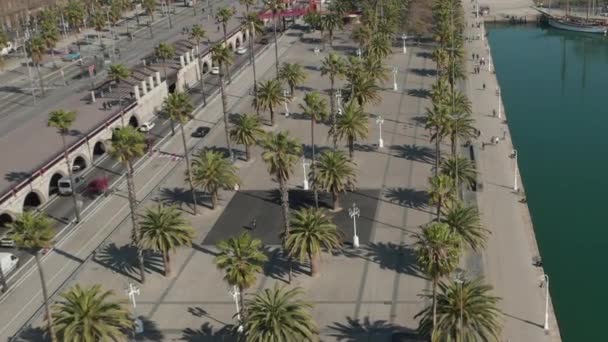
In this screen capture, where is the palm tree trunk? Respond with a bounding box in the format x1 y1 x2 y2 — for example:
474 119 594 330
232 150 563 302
35 252 56 342
212 190 218 209
332 190 339 210
198 55 207 106
163 63 176 136
222 24 232 83
35 63 46 96
180 124 198 214
435 132 440 177
269 106 275 126
249 28 260 116
432 277 438 330
164 252 171 276
451 134 456 157
245 144 251 161
278 177 292 283
311 118 319 208
0 264 7 293
437 197 441 220
238 285 246 320
219 67 234 161
330 76 337 149
126 161 146 283
348 137 354 159
272 12 280 80
309 251 320 277
50 49 57 69
59 135 82 223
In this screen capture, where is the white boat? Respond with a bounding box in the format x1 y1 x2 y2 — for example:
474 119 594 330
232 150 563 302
547 17 608 34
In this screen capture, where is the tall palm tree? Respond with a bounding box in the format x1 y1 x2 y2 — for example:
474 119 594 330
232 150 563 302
447 113 476 157
362 55 389 84
155 42 176 134
348 71 381 108
253 79 284 126
239 0 257 14
26 35 47 96
40 17 60 68
286 208 342 277
428 174 454 220
330 102 369 159
441 201 489 253
91 11 106 44
244 285 317 341
8 212 57 341
303 11 321 32
321 13 343 48
191 149 240 209
215 232 268 321
216 7 235 83
416 278 502 341
430 76 450 106
108 63 131 84
163 92 199 214
48 110 82 222
412 222 460 330
425 103 450 176
243 12 264 115
263 0 284 79
321 53 346 147
299 92 328 207
260 131 301 283
367 34 391 61
189 24 208 105
109 126 147 283
311 150 356 211
139 204 194 276
278 62 307 97
351 23 372 52
52 284 132 341
211 44 236 160
441 155 477 191
143 0 156 20
230 113 264 161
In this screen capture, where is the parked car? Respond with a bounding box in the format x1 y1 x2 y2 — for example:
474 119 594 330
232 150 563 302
0 253 19 276
210 66 220 75
192 126 210 138
62 52 81 61
236 46 247 55
0 238 15 248
138 121 156 132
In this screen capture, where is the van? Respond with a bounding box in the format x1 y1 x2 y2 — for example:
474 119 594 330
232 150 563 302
58 176 82 196
0 253 19 276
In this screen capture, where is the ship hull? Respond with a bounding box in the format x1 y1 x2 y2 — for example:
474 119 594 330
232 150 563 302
548 18 607 34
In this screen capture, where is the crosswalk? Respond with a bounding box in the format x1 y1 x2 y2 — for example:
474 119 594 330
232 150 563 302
151 150 183 161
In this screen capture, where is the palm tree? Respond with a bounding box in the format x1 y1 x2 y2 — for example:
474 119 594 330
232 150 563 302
8 212 57 341
230 113 264 161
253 79 284 126
432 47 448 74
428 174 454 220
109 126 147 282
216 7 235 83
48 110 82 222
263 0 284 79
441 155 477 191
412 222 460 330
52 284 132 341
348 71 381 108
416 278 502 341
189 24 208 105
191 149 240 209
321 53 346 147
430 76 450 106
239 0 257 13
441 201 488 253
425 104 450 176
299 92 328 207
40 18 60 68
351 24 372 52
26 35 47 96
321 13 343 48
139 205 194 276
303 11 322 32
278 62 307 97
244 285 317 341
215 232 268 320
311 150 356 211
143 0 156 20
243 12 264 115
91 11 106 44
362 55 389 84
108 63 131 84
367 34 391 61
163 92 199 214
447 112 476 157
211 44 236 160
65 0 85 39
285 208 342 277
330 102 369 159
155 42 175 83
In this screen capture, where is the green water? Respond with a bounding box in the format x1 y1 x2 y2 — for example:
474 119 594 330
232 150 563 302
488 25 608 342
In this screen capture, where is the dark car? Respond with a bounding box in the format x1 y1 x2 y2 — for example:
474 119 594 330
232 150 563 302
260 37 270 44
192 126 210 138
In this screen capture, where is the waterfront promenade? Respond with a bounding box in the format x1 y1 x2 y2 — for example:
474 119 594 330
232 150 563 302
465 2 563 341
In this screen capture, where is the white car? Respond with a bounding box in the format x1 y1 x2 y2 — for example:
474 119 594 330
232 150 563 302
210 66 220 75
138 121 155 132
236 46 247 55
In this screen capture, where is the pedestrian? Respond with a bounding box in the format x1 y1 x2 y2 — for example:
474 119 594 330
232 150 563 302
217 25 220 31
482 83 486 90
251 218 257 230
102 102 107 110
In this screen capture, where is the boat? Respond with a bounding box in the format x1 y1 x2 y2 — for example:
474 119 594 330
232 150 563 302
547 16 608 34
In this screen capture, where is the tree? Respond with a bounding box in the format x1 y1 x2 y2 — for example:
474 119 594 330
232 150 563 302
348 70 380 108
285 208 342 277
416 278 502 341
109 126 147 282
163 92 199 213
351 24 372 52
244 285 317 341
191 149 240 209
428 174 454 220
303 11 322 32
425 104 450 176
367 34 391 60
108 63 131 84
362 55 389 84
278 62 306 97
412 222 460 330
447 112 476 157
155 42 175 84
211 44 236 160
216 7 235 83
253 79 284 126
48 110 82 222
299 91 328 207
239 0 257 13
139 205 194 276
321 53 346 147
91 11 106 44
329 102 369 159
190 24 208 105
441 201 489 253
441 155 476 191
65 0 85 38
52 284 132 341
311 150 356 211
143 0 156 20
26 35 47 96
260 131 301 282
230 113 264 161
321 13 343 47
263 0 285 79
40 16 60 68
215 232 268 320
8 212 57 341
243 12 264 115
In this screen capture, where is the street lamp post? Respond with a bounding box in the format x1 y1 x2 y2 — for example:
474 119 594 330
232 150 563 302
488 49 492 72
302 157 310 190
512 149 519 192
496 86 502 119
348 203 360 248
356 47 362 60
401 34 407 54
376 116 384 148
541 274 550 333
336 89 342 111
229 285 244 332
392 66 398 91
126 283 144 335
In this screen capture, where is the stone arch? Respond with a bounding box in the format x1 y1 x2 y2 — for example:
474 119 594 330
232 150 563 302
0 212 14 229
93 140 106 159
243 30 248 42
23 190 44 211
72 155 87 172
129 115 139 128
235 36 242 48
49 171 66 196
228 41 234 51
202 61 210 74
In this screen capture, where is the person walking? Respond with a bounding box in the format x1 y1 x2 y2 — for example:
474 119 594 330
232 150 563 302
251 218 257 231
483 83 486 90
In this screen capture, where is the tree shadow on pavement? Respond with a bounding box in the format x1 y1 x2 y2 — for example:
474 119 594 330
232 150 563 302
134 316 164 341
390 144 435 164
182 322 237 342
384 187 430 211
327 316 422 341
409 68 437 77
363 242 423 277
157 186 212 210
407 88 431 99
13 326 44 342
263 247 307 283
94 243 164 280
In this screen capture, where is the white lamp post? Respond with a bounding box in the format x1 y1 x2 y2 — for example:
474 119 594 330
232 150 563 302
392 66 398 91
302 157 310 190
356 47 362 59
512 149 519 192
348 203 360 248
488 50 492 72
283 90 290 117
229 285 244 332
336 89 343 111
126 283 144 335
497 87 502 119
541 274 550 333
376 116 384 148
401 34 407 54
